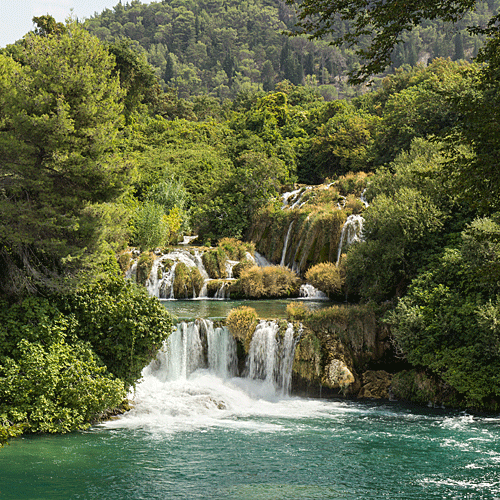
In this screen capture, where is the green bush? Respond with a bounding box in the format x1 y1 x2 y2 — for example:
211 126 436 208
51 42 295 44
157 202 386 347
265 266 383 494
0 297 126 437
202 247 228 279
226 306 258 352
136 252 155 284
286 301 310 321
234 265 300 298
218 237 255 260
173 263 204 298
60 276 173 387
132 200 170 251
305 262 343 298
232 258 254 279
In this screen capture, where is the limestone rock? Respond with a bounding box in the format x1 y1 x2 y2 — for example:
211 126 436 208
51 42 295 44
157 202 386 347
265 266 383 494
323 358 355 390
358 370 392 399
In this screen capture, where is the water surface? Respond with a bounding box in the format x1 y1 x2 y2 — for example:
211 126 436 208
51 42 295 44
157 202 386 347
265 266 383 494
2 373 500 500
161 298 331 321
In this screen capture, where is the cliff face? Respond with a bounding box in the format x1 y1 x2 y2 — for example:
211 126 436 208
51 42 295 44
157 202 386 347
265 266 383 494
290 304 396 398
247 180 368 275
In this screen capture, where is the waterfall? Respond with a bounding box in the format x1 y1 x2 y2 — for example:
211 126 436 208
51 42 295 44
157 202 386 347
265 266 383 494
146 319 300 395
214 281 230 299
146 249 211 299
280 222 294 267
299 284 328 300
336 214 365 265
279 323 299 395
254 251 273 267
281 187 312 210
149 320 237 381
246 320 300 395
281 188 302 209
360 188 369 208
225 259 239 279
125 259 138 281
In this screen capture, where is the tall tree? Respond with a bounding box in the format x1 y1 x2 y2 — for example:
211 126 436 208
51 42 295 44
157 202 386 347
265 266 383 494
0 21 129 297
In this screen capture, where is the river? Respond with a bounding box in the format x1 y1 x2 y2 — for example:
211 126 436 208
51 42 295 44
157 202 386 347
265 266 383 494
1 300 500 499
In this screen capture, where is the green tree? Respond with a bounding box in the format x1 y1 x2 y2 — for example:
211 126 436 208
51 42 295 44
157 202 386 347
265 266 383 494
286 0 477 82
0 22 129 297
448 32 500 213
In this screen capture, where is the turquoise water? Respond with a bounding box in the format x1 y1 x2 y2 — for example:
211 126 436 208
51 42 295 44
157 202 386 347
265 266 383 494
1 304 500 500
2 400 500 499
161 298 332 321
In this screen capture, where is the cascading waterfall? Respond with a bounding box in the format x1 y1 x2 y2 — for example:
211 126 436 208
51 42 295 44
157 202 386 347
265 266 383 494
137 318 300 415
299 283 328 299
149 319 237 381
125 259 138 281
253 251 273 267
246 320 300 394
147 249 211 299
336 214 365 265
280 222 294 267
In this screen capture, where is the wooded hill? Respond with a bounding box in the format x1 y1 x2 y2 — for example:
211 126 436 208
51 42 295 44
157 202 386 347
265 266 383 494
85 0 500 99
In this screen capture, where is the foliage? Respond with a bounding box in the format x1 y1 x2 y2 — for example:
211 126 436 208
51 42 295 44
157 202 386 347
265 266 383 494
59 277 172 388
84 0 498 98
202 247 228 279
173 263 204 299
132 201 170 251
365 59 470 165
286 301 310 321
136 252 155 285
0 22 129 297
304 101 379 180
448 32 500 212
0 297 125 436
305 262 343 298
218 238 255 261
233 266 300 298
286 0 478 82
387 216 500 409
346 139 450 302
226 306 258 351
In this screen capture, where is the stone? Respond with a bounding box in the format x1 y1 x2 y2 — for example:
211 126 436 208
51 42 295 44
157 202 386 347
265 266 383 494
358 370 392 399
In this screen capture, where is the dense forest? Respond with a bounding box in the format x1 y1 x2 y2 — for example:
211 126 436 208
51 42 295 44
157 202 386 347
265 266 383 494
1 0 500 444
84 0 500 98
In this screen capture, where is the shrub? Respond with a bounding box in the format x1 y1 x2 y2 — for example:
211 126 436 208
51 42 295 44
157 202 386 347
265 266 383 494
117 252 133 274
173 263 204 298
218 237 255 260
202 247 228 279
286 301 310 321
232 257 254 279
0 297 126 437
305 262 343 297
132 200 170 251
136 252 155 284
60 276 173 387
235 266 300 298
226 306 258 351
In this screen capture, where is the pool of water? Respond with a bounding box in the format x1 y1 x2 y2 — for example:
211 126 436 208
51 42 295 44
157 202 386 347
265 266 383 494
2 308 500 500
161 298 332 321
2 392 499 500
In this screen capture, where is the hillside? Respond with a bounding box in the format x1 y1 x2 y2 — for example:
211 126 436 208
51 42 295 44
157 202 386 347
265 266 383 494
85 0 499 99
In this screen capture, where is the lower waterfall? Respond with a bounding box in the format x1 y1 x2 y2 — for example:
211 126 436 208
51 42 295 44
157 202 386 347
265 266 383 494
106 319 301 432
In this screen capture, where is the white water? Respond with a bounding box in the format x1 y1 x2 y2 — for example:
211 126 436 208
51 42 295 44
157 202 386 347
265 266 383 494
299 283 328 299
146 249 212 299
254 251 273 267
336 214 365 265
105 319 302 433
280 222 294 266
